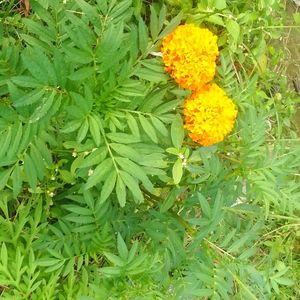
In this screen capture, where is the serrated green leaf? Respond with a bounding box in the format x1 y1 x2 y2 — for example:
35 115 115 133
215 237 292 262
104 252 125 266
274 277 294 286
72 224 97 233
85 158 113 189
116 175 126 207
64 46 93 64
106 133 140 144
24 153 37 190
83 190 94 209
227 235 249 253
198 193 211 217
65 215 95 224
68 67 94 81
100 170 117 204
1 243 7 267
9 122 22 158
60 170 75 184
0 127 12 158
206 15 225 26
158 12 182 39
29 90 56 123
110 143 141 162
70 90 91 117
89 115 101 146
127 113 140 137
115 157 153 192
65 22 93 52
35 139 52 166
212 191 223 220
45 260 65 273
100 266 121 275
140 153 168 168
150 6 159 40
44 224 62 239
30 144 45 180
11 76 41 88
140 88 167 112
62 257 75 277
61 120 82 133
126 254 147 272
150 116 168 137
138 18 148 53
141 59 165 73
138 114 158 143
171 115 184 149
20 34 49 52
95 23 124 69
13 88 45 107
166 147 179 155
77 118 89 143
23 18 54 45
71 156 85 176
12 165 22 198
117 233 128 260
154 99 181 115
22 47 57 85
47 248 63 260
127 241 139 263
18 123 37 154
75 0 98 18
109 0 132 20
158 5 166 31
80 147 107 169
160 188 176 213
220 229 237 248
116 87 145 98
120 171 144 203
134 66 169 82
53 49 68 87
36 258 61 267
63 205 92 215
172 158 183 184
191 289 214 297
226 19 240 44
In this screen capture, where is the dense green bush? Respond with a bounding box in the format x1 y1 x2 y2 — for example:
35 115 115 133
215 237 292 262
0 0 299 299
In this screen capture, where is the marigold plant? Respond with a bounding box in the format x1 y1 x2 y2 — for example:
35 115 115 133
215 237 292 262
0 0 299 299
161 24 219 90
184 83 237 146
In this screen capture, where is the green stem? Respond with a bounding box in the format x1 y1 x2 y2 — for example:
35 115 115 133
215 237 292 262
230 271 258 300
251 25 300 30
121 109 158 118
217 153 242 164
204 238 235 260
98 120 119 174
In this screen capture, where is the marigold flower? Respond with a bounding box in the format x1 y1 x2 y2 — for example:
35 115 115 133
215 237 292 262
183 84 237 146
161 24 219 90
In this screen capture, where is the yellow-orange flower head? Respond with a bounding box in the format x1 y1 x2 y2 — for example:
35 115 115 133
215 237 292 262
184 84 237 146
161 24 219 90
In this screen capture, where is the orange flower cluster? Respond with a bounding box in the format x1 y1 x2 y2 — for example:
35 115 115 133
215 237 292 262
161 24 218 90
161 24 237 146
184 84 237 146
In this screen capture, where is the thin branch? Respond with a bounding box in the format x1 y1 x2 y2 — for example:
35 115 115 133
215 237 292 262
203 238 236 260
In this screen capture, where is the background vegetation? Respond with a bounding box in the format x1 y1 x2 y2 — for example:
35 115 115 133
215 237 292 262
0 0 299 299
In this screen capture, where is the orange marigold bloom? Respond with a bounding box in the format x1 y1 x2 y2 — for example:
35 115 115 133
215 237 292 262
161 24 219 90
184 84 237 146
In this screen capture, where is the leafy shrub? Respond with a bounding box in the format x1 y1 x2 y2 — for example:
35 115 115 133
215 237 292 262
0 0 299 299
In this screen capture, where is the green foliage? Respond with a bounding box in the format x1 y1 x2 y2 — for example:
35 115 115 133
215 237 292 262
0 0 299 299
